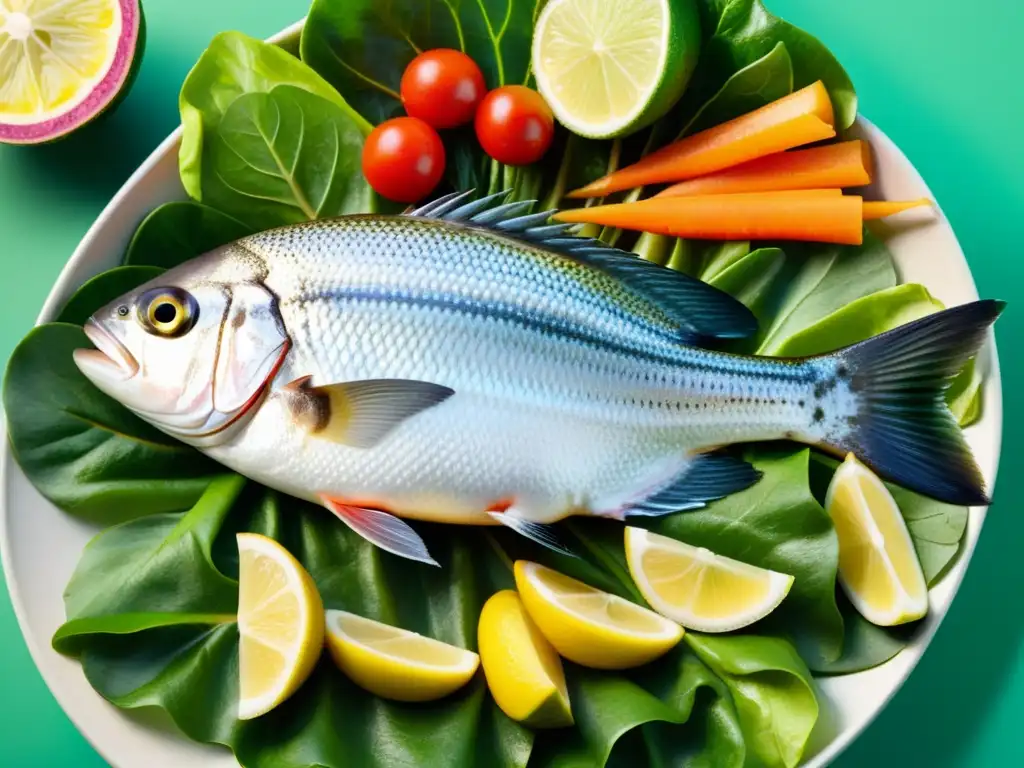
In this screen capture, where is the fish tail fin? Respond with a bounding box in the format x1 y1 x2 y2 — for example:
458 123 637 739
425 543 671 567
818 299 1003 506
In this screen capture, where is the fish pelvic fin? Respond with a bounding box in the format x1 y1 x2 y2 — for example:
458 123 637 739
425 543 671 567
814 299 1004 506
280 377 454 448
487 510 578 558
405 189 758 344
596 453 762 520
322 496 439 566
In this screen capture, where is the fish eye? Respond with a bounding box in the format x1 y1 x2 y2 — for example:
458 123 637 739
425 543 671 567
137 287 199 337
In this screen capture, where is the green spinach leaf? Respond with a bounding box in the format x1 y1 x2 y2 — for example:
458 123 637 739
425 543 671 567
124 202 252 269
685 632 818 768
690 0 856 129
3 324 220 524
300 0 539 126
201 85 372 229
56 266 164 325
179 32 372 222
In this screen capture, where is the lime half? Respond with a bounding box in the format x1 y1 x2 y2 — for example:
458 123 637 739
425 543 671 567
532 0 701 139
0 0 144 145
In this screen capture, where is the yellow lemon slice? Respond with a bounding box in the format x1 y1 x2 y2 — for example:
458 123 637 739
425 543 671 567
0 0 144 144
624 527 794 632
514 560 683 670
826 454 928 626
478 590 573 728
325 610 479 702
236 533 325 720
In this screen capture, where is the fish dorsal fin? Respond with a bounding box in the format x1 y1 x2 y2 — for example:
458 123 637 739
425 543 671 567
405 190 758 342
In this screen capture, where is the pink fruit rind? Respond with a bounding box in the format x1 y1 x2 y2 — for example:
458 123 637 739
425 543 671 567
0 0 141 144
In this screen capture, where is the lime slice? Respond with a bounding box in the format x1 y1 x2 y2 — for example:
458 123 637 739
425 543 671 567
825 454 928 626
236 533 325 720
325 610 479 702
0 0 144 145
514 560 683 670
624 527 794 633
532 0 701 139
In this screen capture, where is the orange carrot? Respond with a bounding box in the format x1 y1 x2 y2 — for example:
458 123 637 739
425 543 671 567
568 82 837 199
655 140 872 198
555 191 864 245
862 198 932 220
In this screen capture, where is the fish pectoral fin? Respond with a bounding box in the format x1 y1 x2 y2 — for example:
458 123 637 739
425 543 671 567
282 378 454 448
487 510 578 558
604 453 763 519
322 496 439 566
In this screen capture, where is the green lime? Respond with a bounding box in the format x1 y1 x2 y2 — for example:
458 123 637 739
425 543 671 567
532 0 701 140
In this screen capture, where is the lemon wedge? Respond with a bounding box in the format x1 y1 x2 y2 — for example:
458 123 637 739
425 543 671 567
825 454 928 626
624 527 794 632
478 590 573 728
236 533 324 720
514 560 683 670
324 610 479 702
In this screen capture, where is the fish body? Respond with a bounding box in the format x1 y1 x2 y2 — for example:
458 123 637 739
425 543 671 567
74 192 999 564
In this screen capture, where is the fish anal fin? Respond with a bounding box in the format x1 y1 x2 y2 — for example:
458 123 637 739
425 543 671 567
405 189 757 343
321 495 439 566
280 378 454 448
601 453 763 519
487 510 577 558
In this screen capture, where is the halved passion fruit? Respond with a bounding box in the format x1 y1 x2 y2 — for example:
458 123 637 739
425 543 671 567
0 0 144 145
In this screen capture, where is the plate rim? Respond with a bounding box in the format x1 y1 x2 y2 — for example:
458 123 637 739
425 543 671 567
0 17 1004 768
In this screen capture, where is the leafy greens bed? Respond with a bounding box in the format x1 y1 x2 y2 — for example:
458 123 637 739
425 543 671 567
2 1 985 767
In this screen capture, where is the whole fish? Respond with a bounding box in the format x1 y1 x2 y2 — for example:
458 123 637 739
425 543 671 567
74 191 1001 565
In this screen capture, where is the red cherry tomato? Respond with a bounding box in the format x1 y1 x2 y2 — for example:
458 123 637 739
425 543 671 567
401 49 487 129
362 117 446 203
474 86 554 166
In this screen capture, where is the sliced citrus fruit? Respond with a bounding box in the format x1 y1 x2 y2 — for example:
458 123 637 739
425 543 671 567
236 533 324 720
0 0 144 144
514 560 683 670
825 454 928 626
325 610 479 702
624 527 794 632
478 590 573 728
532 0 701 139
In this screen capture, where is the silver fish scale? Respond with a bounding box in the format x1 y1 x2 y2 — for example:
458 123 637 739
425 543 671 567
209 214 833 524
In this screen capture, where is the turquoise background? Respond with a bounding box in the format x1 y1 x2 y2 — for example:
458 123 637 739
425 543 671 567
0 0 1021 765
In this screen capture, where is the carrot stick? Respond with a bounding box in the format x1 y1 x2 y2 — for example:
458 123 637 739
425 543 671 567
567 82 837 199
555 191 864 245
655 141 872 198
862 198 932 220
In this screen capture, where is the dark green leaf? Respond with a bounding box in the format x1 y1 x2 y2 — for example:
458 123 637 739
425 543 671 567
56 266 164 325
124 202 252 269
3 324 220 524
179 32 372 223
682 41 794 135
689 0 856 129
202 85 372 229
809 594 915 676
54 481 534 768
642 448 843 668
753 231 897 355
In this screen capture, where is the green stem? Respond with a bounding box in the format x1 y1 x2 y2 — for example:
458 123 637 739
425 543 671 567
483 531 515 574
540 135 577 211
633 231 671 265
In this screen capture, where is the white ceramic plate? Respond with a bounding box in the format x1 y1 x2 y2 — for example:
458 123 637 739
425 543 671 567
0 19 1003 768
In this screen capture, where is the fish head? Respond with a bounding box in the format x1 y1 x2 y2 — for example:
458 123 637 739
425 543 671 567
73 248 290 445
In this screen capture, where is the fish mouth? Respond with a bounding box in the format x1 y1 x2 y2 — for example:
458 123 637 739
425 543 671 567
74 319 140 381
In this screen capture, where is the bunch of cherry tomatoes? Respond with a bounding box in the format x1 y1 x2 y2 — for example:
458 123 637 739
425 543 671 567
362 49 555 204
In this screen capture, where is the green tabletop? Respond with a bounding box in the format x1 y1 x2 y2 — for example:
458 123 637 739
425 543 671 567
1 1 1021 765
